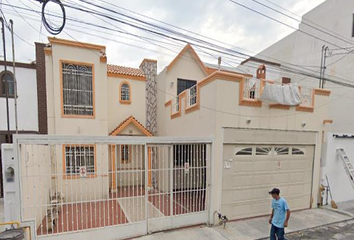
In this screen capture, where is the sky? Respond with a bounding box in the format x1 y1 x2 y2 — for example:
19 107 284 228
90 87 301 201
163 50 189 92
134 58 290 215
1 0 325 71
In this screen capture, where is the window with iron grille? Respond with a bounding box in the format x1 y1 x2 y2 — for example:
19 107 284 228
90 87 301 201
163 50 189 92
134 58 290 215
65 146 95 175
62 63 93 116
0 71 14 97
120 83 130 101
121 145 131 163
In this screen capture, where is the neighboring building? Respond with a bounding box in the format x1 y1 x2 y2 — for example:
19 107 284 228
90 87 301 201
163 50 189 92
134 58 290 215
237 0 354 204
0 61 39 138
157 44 331 220
0 59 41 197
321 133 354 204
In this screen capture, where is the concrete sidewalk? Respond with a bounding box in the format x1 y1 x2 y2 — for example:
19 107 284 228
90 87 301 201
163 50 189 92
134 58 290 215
134 208 353 240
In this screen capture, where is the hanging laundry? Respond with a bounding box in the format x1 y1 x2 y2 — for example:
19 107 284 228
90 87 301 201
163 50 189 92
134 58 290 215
259 83 302 106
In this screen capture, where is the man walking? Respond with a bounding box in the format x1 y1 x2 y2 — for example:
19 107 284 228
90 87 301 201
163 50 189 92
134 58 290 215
269 188 291 240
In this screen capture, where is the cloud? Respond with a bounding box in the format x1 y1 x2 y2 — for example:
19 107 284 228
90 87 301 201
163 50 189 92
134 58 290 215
3 0 325 71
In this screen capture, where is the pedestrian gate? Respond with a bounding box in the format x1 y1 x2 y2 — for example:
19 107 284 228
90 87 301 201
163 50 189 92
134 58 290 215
2 135 211 240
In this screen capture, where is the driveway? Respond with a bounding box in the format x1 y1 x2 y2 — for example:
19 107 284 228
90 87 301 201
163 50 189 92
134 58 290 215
133 208 353 240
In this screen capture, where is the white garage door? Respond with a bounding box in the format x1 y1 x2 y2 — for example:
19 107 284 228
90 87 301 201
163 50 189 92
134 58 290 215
221 144 314 220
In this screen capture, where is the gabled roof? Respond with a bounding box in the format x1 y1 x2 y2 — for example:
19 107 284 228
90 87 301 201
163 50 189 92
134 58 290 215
167 44 208 75
240 57 281 67
107 64 146 79
110 116 152 136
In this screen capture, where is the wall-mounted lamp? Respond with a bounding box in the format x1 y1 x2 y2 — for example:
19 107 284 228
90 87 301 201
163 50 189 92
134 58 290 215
170 82 174 88
246 118 251 124
301 122 306 128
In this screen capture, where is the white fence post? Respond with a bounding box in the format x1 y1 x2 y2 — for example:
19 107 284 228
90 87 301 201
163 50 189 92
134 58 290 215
2 144 21 223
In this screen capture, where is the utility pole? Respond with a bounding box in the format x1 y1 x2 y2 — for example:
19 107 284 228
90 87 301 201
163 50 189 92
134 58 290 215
0 17 11 143
319 45 329 89
322 46 329 89
10 19 18 134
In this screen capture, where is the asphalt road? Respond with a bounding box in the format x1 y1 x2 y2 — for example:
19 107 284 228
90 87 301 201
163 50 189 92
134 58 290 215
286 220 354 240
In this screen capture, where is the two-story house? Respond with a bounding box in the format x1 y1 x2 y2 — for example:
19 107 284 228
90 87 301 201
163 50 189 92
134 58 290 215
19 37 156 233
157 43 331 221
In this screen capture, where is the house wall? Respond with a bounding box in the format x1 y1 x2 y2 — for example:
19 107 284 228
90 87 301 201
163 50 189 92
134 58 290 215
237 0 354 134
0 65 38 132
163 49 207 103
107 76 146 133
156 49 209 137
45 43 108 136
160 75 330 222
44 42 110 209
321 133 354 203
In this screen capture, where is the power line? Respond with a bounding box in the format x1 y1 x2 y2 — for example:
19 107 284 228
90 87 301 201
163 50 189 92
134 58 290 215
5 1 354 89
72 0 354 87
226 0 348 50
248 0 354 47
0 8 33 46
4 2 354 120
3 1 334 78
72 0 328 73
263 0 354 46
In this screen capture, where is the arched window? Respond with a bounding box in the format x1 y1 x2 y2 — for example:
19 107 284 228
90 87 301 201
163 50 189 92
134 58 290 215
120 82 131 104
0 71 14 97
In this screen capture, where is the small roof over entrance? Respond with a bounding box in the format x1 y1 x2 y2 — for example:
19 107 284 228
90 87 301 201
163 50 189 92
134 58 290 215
109 116 152 136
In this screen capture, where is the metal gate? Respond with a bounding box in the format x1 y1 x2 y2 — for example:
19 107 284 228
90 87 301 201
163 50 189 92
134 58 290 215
3 135 211 240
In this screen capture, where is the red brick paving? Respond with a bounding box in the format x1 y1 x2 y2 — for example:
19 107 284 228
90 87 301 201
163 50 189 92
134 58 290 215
37 200 127 235
37 186 206 236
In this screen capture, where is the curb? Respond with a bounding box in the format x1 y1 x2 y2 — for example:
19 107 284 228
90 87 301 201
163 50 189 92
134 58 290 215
320 206 354 218
256 217 354 240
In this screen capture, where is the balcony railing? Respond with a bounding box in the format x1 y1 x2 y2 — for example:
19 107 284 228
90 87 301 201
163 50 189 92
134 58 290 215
243 77 260 100
172 96 180 113
187 85 197 107
299 87 313 107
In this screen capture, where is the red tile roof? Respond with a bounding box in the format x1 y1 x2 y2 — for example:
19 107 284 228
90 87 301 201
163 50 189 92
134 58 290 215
107 64 145 78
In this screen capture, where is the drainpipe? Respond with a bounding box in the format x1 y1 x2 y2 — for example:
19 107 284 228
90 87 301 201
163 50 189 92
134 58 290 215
0 17 11 143
10 19 18 134
218 57 221 70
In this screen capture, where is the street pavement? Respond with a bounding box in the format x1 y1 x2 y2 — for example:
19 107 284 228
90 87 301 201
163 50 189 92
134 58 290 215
134 208 353 240
286 220 354 240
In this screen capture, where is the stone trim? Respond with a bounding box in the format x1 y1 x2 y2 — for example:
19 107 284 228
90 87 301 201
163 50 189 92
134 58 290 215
35 42 48 134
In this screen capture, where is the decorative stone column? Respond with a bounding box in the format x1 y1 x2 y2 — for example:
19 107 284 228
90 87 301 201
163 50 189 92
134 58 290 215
140 59 157 135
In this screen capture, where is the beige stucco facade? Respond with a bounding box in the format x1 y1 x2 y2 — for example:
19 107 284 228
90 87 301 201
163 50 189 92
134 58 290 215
30 38 151 230
107 76 146 133
45 39 109 136
157 44 331 222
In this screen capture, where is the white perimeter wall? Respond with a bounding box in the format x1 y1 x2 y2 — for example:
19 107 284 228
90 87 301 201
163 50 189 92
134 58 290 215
0 65 38 132
321 132 354 202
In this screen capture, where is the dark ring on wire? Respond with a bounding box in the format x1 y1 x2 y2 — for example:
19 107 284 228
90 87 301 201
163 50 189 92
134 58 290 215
41 0 66 35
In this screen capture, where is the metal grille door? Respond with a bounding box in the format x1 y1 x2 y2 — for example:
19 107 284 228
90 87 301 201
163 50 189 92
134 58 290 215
8 136 211 240
147 144 209 232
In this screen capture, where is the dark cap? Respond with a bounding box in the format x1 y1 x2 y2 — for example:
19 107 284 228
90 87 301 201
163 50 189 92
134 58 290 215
269 188 280 195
